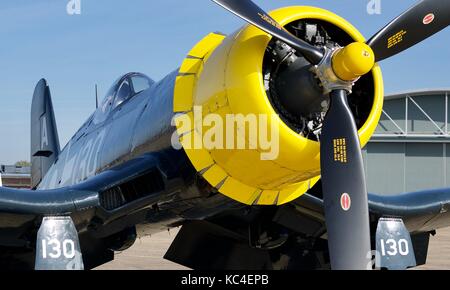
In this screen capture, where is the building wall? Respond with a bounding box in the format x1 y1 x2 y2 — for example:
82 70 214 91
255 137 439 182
1 176 32 189
363 142 449 194
364 90 450 195
0 165 31 189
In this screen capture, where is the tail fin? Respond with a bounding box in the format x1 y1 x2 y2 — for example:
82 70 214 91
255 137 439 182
31 79 60 188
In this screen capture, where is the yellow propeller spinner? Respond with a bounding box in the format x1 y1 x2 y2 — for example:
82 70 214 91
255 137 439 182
332 42 376 81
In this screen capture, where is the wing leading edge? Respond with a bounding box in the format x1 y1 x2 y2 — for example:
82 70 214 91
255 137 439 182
0 149 192 268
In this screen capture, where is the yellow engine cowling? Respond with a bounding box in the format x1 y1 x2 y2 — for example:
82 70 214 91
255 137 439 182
173 6 384 206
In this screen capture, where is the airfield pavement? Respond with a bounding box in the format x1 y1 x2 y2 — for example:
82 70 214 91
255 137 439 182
96 226 450 270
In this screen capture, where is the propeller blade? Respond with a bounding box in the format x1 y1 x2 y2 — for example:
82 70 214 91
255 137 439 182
367 0 450 62
320 89 371 270
211 0 324 64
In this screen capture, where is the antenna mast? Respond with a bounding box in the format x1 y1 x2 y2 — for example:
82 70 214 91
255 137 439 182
95 84 99 109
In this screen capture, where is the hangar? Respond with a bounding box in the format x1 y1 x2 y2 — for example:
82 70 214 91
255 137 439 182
364 89 450 195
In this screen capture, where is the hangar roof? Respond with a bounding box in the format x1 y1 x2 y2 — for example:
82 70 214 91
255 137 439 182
386 89 450 100
373 89 450 142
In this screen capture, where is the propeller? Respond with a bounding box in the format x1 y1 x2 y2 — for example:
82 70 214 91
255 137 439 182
332 0 450 80
211 0 324 64
320 89 371 269
212 0 450 270
368 0 450 62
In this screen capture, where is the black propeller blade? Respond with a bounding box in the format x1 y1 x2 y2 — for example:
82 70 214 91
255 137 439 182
368 0 450 62
320 89 372 270
211 0 324 64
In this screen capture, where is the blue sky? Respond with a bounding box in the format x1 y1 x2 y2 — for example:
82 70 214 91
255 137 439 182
0 0 449 164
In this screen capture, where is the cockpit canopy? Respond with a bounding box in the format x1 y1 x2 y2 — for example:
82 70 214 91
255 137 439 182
94 73 154 124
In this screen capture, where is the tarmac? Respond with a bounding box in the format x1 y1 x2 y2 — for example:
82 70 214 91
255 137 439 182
417 227 450 270
96 227 450 270
96 228 187 270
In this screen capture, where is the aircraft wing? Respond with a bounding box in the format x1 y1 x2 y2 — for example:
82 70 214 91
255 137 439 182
163 187 450 270
368 189 450 233
2 145 450 270
0 150 190 269
292 189 450 234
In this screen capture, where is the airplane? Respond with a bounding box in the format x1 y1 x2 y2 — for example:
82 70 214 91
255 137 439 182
0 0 450 270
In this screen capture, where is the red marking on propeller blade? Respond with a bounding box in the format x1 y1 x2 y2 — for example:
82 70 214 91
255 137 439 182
423 13 435 25
341 193 351 211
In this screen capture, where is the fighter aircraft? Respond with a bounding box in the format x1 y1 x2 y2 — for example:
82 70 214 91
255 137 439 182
1 0 449 270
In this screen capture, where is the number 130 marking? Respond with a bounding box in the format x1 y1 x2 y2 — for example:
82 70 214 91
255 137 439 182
42 239 76 259
380 239 410 256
